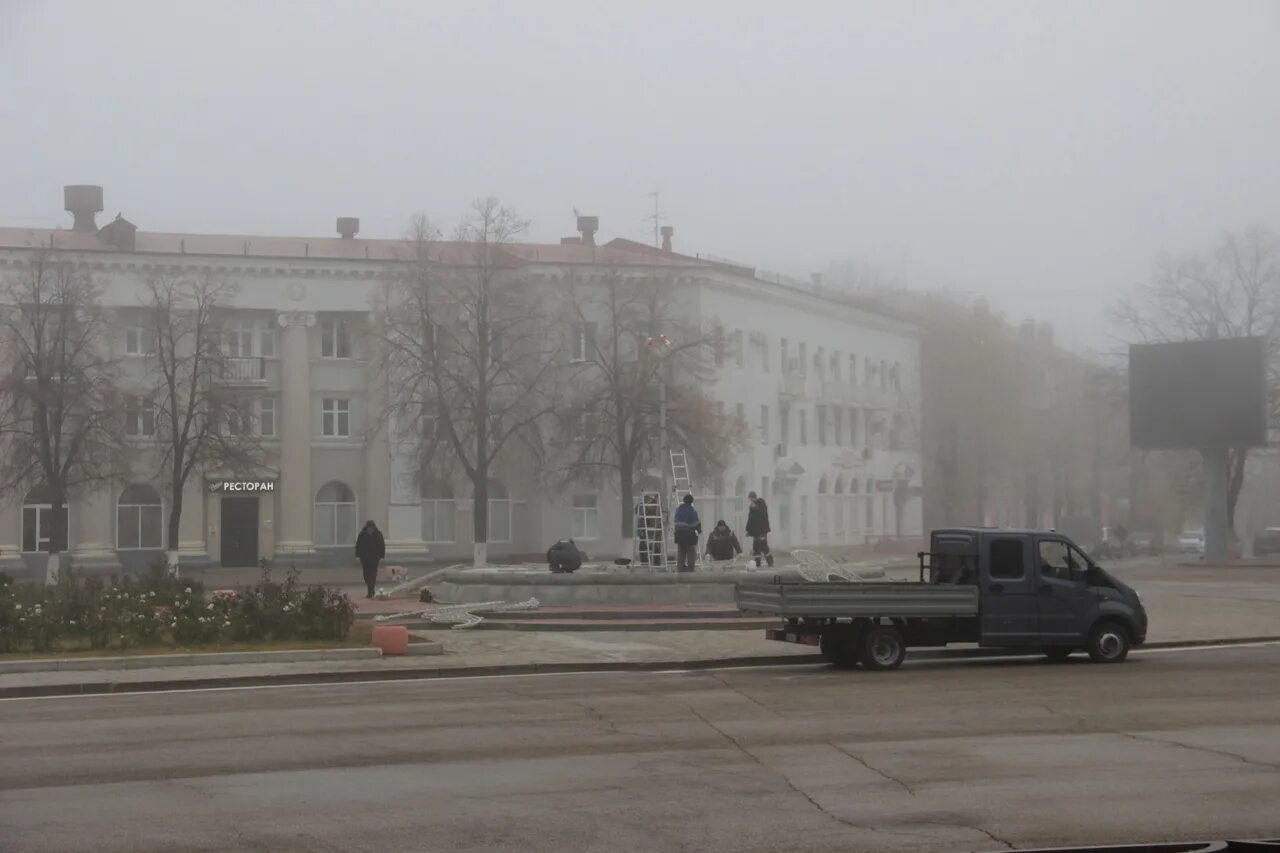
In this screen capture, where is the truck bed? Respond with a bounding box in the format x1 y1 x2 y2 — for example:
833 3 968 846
734 581 980 619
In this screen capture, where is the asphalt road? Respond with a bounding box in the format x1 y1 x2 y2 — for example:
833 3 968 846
1 644 1278 852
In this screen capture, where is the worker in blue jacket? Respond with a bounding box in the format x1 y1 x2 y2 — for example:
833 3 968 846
672 493 702 572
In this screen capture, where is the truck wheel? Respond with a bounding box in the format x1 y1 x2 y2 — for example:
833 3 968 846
1087 621 1131 663
860 626 906 671
820 631 860 668
1043 647 1073 662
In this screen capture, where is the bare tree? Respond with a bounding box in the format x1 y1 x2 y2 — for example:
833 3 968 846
554 271 746 554
1115 225 1280 531
379 199 561 566
0 253 126 562
141 271 266 570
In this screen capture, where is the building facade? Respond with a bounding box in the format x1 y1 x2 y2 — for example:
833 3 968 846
0 187 922 573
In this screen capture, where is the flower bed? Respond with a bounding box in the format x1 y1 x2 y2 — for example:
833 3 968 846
0 563 356 654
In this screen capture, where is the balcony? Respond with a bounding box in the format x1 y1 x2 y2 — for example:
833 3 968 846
780 371 809 401
217 357 267 384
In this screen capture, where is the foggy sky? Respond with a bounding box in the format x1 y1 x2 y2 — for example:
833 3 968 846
3 0 1279 353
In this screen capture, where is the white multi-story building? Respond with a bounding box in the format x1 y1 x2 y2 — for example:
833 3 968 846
0 186 921 573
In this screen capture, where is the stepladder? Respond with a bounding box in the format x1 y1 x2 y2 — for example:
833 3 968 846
670 449 692 497
635 492 668 568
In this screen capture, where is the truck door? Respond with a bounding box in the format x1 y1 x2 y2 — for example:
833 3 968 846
979 535 1039 646
1034 537 1092 643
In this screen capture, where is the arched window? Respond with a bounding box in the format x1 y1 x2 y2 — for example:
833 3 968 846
117 484 163 550
314 481 357 547
421 480 455 543
22 484 67 553
476 479 511 544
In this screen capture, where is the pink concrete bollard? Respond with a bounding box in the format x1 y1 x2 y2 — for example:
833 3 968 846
371 625 409 656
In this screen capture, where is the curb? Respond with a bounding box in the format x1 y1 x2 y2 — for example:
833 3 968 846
2 636 1277 700
0 646 381 675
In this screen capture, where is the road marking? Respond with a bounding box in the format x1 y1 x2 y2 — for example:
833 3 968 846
2 640 1277 703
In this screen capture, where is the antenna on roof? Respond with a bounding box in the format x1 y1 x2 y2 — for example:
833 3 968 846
643 191 664 248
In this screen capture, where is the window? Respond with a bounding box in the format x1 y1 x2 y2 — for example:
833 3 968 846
570 322 595 362
124 395 156 437
779 403 790 445
831 352 840 379
799 408 808 445
125 322 156 356
759 405 769 442
572 494 599 540
989 538 1026 579
816 347 825 379
482 479 512 543
22 484 68 553
761 336 769 373
257 397 276 437
849 407 859 446
817 479 828 536
313 481 357 547
225 398 275 437
892 362 902 391
834 407 844 446
799 495 809 539
569 411 597 443
780 338 788 374
117 484 162 550
849 354 857 385
733 330 745 368
421 481 455 543
1039 540 1086 581
322 398 350 437
880 359 888 391
320 317 350 359
798 343 807 376
816 406 827 446
222 316 274 358
865 359 875 385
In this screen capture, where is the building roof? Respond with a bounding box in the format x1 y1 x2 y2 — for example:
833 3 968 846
0 226 698 268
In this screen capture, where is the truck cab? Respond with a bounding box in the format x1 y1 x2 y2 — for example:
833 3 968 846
930 527 1148 656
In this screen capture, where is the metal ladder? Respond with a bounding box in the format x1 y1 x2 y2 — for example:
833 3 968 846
670 449 692 497
635 492 669 569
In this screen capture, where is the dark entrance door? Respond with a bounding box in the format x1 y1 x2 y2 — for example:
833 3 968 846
220 497 259 567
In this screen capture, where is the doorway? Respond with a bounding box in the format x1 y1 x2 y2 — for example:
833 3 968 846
220 496 259 566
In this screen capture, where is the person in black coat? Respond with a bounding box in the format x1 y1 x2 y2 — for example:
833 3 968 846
704 520 743 562
745 491 774 567
355 520 386 599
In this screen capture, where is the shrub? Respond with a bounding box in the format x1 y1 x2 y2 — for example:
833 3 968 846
0 563 356 654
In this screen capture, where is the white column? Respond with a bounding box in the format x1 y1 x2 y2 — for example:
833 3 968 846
363 315 390 531
176 474 211 565
386 433 429 559
72 486 121 571
275 311 315 556
0 494 22 570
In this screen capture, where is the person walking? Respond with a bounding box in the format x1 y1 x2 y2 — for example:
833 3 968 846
355 520 386 599
673 493 702 573
704 519 743 563
745 491 774 567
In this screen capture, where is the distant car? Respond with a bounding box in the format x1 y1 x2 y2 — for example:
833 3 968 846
1178 530 1205 553
1253 528 1280 557
1128 532 1159 556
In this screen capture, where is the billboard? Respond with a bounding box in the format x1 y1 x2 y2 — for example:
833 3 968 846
1129 337 1268 449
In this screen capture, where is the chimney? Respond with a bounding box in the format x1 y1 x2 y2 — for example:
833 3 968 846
336 217 359 239
660 225 674 253
64 185 103 232
576 215 598 247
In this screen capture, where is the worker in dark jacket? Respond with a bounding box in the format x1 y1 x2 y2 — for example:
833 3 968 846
704 520 743 562
672 494 702 572
355 520 386 599
745 491 774 567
